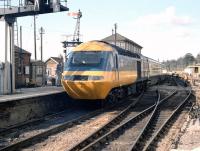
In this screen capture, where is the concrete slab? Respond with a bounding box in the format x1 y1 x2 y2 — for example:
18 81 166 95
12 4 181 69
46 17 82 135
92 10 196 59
0 86 65 103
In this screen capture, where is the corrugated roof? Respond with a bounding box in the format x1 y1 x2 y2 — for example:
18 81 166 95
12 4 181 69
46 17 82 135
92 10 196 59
102 33 143 48
100 41 141 59
14 45 31 54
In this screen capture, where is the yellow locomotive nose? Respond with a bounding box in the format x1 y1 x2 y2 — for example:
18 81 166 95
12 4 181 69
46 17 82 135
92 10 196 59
62 79 112 100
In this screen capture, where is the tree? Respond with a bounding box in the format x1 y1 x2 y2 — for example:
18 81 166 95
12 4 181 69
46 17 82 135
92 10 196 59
183 53 195 66
196 53 200 64
162 53 196 71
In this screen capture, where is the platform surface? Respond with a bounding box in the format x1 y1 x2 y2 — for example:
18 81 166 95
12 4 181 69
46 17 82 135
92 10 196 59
0 86 65 103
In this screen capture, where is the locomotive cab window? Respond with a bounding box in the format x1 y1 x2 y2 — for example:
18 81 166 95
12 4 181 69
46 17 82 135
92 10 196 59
72 52 101 65
65 51 114 71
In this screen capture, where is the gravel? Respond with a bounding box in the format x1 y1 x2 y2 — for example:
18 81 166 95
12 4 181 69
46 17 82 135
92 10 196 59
22 111 118 151
0 108 91 148
173 118 200 150
156 110 188 151
102 115 151 151
169 85 200 151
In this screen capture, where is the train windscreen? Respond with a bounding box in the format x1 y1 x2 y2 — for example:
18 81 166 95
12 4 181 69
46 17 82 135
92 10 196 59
64 51 114 71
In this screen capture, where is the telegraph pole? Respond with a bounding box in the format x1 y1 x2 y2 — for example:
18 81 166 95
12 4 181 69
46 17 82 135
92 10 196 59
34 15 37 60
39 27 45 86
20 26 22 49
20 26 22 71
114 23 117 46
39 27 45 61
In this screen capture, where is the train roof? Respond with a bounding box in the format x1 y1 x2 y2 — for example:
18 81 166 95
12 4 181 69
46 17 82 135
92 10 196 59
73 40 140 59
140 54 162 64
73 41 114 51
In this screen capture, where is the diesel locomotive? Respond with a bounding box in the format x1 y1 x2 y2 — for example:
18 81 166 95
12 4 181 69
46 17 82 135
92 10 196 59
61 40 163 100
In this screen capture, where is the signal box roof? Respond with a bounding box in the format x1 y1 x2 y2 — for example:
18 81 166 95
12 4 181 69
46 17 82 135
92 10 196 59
102 33 143 49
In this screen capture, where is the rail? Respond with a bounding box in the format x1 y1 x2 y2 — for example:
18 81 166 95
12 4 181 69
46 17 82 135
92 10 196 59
130 89 191 151
0 93 139 151
74 90 176 151
68 91 145 151
143 90 191 151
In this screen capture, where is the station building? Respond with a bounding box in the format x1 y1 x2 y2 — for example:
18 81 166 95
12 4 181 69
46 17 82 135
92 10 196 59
184 64 200 79
30 60 46 86
0 46 32 93
45 57 63 85
14 46 31 88
102 33 143 54
15 46 47 87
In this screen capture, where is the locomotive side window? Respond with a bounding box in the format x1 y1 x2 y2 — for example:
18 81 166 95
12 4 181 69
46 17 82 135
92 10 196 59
106 53 115 71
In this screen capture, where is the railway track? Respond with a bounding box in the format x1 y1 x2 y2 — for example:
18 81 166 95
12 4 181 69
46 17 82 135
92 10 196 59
0 108 89 136
0 93 139 151
0 77 189 151
131 90 191 151
70 88 191 151
173 76 187 87
67 89 176 151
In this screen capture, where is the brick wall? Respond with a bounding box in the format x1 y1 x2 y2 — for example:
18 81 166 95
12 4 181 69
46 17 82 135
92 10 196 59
15 52 31 88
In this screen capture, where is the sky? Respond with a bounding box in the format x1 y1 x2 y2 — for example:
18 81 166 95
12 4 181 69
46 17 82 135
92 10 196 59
0 0 200 62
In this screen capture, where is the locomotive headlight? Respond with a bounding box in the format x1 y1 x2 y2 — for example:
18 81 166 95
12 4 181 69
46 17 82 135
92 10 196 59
88 76 104 80
63 75 74 80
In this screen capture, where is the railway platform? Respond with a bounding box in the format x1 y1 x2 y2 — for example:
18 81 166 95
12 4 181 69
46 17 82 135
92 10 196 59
0 86 64 103
0 86 67 129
